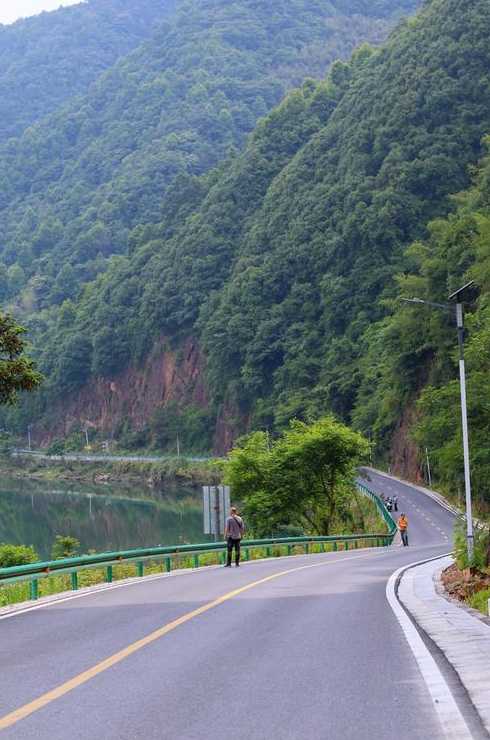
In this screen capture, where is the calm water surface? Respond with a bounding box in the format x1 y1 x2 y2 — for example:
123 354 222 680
0 477 211 559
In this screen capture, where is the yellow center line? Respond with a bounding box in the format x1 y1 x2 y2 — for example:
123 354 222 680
0 551 376 731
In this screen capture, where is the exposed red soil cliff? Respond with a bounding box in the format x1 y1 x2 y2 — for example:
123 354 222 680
389 404 424 483
36 337 243 454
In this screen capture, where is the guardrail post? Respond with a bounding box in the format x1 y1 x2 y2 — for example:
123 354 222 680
333 541 337 552
266 546 272 558
30 579 39 601
105 565 113 583
354 540 358 549
219 551 226 565
71 571 79 591
193 554 199 569
304 543 309 555
137 562 144 577
165 557 171 573
345 542 349 551
287 544 292 556
320 542 325 553
244 548 250 561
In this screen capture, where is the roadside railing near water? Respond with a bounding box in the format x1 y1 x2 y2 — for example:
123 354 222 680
0 483 397 603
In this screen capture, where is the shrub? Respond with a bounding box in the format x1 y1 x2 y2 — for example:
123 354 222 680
0 543 38 567
454 520 489 570
47 438 65 456
51 535 80 560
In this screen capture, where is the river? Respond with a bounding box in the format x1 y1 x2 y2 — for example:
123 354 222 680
0 477 212 560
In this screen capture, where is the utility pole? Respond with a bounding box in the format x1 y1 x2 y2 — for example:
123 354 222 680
176 433 180 458
401 280 476 561
27 424 32 451
449 284 475 561
425 447 432 488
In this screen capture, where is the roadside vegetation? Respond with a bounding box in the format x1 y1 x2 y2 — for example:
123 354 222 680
442 521 490 616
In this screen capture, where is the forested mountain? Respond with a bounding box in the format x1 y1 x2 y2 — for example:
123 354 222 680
0 0 412 313
0 0 175 141
6 0 490 505
353 147 490 506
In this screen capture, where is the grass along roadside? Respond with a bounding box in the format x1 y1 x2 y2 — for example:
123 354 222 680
468 588 490 615
0 538 386 609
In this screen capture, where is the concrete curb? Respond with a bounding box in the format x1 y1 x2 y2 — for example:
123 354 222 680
398 556 490 735
386 557 472 739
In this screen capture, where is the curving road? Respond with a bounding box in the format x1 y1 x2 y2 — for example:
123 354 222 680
0 471 463 739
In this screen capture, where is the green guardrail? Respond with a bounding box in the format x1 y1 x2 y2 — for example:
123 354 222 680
0 483 397 601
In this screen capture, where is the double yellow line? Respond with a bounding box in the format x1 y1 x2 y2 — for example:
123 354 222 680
0 551 374 731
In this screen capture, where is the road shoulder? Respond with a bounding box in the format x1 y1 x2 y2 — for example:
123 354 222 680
399 556 490 735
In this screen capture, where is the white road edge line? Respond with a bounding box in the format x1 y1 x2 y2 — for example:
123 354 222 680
386 555 473 740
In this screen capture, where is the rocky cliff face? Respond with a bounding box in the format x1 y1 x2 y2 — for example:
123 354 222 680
38 337 209 443
389 405 425 484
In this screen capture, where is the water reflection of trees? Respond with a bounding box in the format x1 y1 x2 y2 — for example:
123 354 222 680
0 478 209 559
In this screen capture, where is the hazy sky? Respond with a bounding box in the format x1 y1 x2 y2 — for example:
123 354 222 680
0 1 81 25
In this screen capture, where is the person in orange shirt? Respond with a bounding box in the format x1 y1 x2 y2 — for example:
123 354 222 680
398 513 409 546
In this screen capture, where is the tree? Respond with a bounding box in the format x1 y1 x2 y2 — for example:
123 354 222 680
0 314 42 404
222 416 369 536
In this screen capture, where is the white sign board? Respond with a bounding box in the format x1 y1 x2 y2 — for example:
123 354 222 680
203 485 231 535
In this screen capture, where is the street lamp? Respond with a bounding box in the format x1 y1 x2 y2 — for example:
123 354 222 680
400 279 476 560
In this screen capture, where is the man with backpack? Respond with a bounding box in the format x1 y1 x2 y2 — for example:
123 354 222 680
224 506 244 567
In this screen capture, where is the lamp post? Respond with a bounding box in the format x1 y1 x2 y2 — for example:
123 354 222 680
401 279 476 560
448 281 475 561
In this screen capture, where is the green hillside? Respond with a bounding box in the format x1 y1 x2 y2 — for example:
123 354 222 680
6 0 490 505
20 0 489 460
0 0 411 314
353 145 490 505
0 0 174 141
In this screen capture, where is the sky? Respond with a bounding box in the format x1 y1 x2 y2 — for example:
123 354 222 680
0 0 81 25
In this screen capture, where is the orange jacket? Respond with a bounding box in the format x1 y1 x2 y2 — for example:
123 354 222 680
398 516 408 530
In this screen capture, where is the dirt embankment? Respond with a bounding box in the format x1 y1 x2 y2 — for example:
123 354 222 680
33 337 243 455
441 563 490 613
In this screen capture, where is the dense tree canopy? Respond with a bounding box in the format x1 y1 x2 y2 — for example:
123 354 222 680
222 417 369 536
353 143 490 505
0 0 410 319
0 0 174 141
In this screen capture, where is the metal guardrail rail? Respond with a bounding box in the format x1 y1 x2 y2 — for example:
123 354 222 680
0 483 397 601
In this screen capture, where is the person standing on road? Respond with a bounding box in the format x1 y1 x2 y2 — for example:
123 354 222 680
224 506 244 567
398 513 409 546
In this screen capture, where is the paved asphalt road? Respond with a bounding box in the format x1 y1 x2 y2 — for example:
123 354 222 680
0 471 459 739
